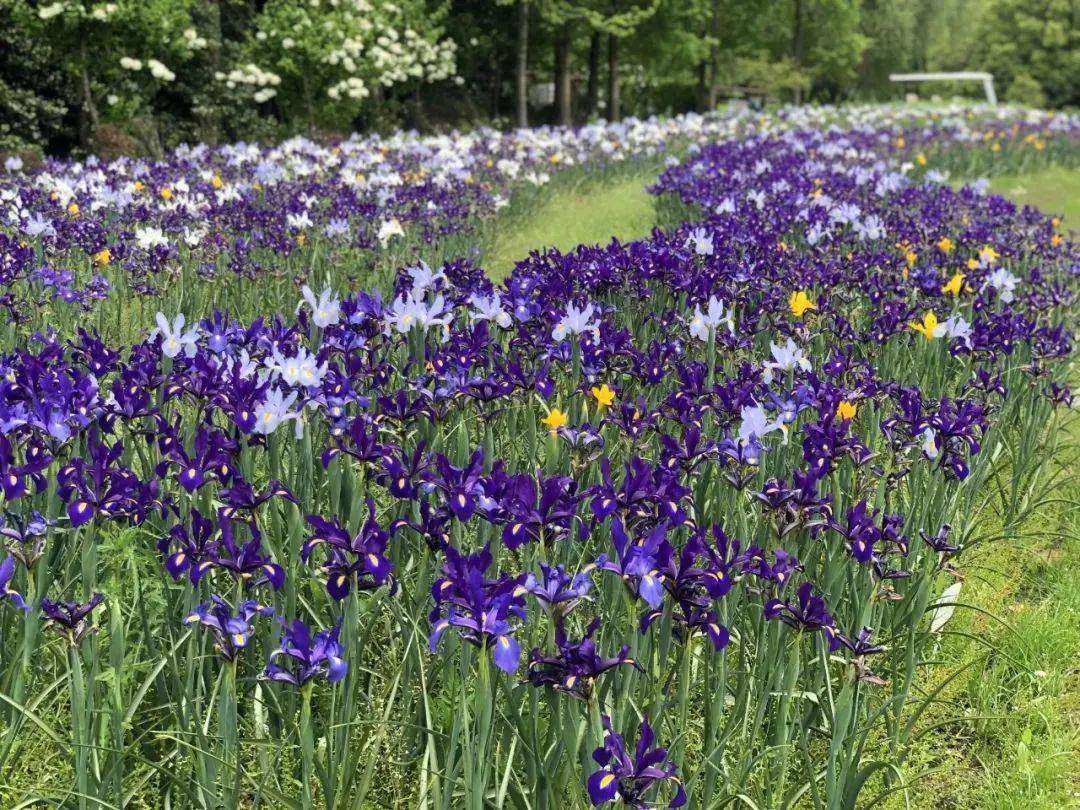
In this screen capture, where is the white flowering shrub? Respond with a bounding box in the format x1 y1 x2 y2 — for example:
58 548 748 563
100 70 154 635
233 0 457 128
23 0 196 125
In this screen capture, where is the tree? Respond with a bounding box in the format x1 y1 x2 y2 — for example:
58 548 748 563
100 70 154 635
0 0 70 155
484 0 530 128
516 0 530 127
19 0 198 149
803 0 869 100
969 0 1080 108
542 0 658 123
232 0 458 132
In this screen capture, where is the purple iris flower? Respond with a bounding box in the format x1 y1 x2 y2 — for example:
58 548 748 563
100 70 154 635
522 562 594 620
303 499 394 599
379 443 431 500
967 367 1007 398
837 625 885 657
557 424 606 461
213 363 271 434
595 519 667 610
428 543 526 673
195 515 286 591
0 556 30 612
264 619 348 686
390 499 453 552
757 470 834 535
423 448 486 521
589 457 687 529
498 471 582 550
640 535 734 651
57 429 162 528
217 478 297 518
764 581 840 650
602 399 659 440
837 625 888 684
200 310 233 354
158 508 217 584
0 435 50 501
920 524 962 569
155 424 237 493
184 594 273 661
830 501 881 564
801 414 873 478
587 715 686 808
528 618 640 700
879 512 909 555
1044 381 1073 407
0 510 52 568
743 546 803 587
696 524 746 597
659 425 718 474
321 415 387 469
375 389 435 426
716 435 763 482
41 592 105 643
924 398 987 480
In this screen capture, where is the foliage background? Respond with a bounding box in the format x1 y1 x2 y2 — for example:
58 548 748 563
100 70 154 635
1 0 1077 158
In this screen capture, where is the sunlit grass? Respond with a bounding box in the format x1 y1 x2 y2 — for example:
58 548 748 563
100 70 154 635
882 408 1080 809
484 169 660 280
987 166 1080 230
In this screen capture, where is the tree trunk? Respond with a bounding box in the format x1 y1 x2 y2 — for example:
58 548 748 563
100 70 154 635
707 0 720 109
204 0 223 144
584 30 601 120
554 24 572 126
606 34 620 122
515 0 529 127
78 41 99 149
554 36 564 124
792 0 805 104
490 53 501 119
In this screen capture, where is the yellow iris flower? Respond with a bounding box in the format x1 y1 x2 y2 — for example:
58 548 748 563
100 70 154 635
909 311 943 340
941 273 969 296
789 290 817 318
542 409 568 432
590 384 616 409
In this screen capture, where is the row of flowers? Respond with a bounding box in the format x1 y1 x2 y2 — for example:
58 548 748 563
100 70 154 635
0 108 1076 805
1 104 1075 325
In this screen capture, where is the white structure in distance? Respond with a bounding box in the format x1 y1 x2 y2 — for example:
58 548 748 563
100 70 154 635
889 72 997 105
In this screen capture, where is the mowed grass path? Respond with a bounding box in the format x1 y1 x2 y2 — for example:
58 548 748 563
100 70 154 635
486 165 1080 808
484 169 659 279
987 166 1080 230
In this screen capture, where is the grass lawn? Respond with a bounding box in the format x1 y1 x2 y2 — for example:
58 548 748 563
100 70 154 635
891 165 1080 808
986 166 1080 230
882 413 1080 809
484 169 659 279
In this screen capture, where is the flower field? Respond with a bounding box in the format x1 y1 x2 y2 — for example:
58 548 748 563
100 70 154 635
0 104 1077 809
